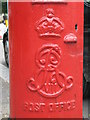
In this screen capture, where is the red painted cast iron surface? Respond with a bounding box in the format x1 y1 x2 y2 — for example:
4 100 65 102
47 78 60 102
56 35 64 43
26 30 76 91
9 2 84 118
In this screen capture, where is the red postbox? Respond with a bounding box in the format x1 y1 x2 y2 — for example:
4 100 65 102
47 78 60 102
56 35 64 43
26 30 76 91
9 1 84 118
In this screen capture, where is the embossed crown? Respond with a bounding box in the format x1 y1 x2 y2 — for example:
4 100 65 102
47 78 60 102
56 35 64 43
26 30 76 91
36 8 64 37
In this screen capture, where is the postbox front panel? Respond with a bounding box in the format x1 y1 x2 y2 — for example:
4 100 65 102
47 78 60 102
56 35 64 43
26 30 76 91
9 2 83 118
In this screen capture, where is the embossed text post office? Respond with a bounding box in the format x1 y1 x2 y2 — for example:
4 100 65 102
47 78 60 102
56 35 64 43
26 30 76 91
9 1 84 118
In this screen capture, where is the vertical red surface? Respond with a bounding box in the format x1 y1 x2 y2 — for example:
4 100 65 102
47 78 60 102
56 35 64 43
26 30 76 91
9 2 84 118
